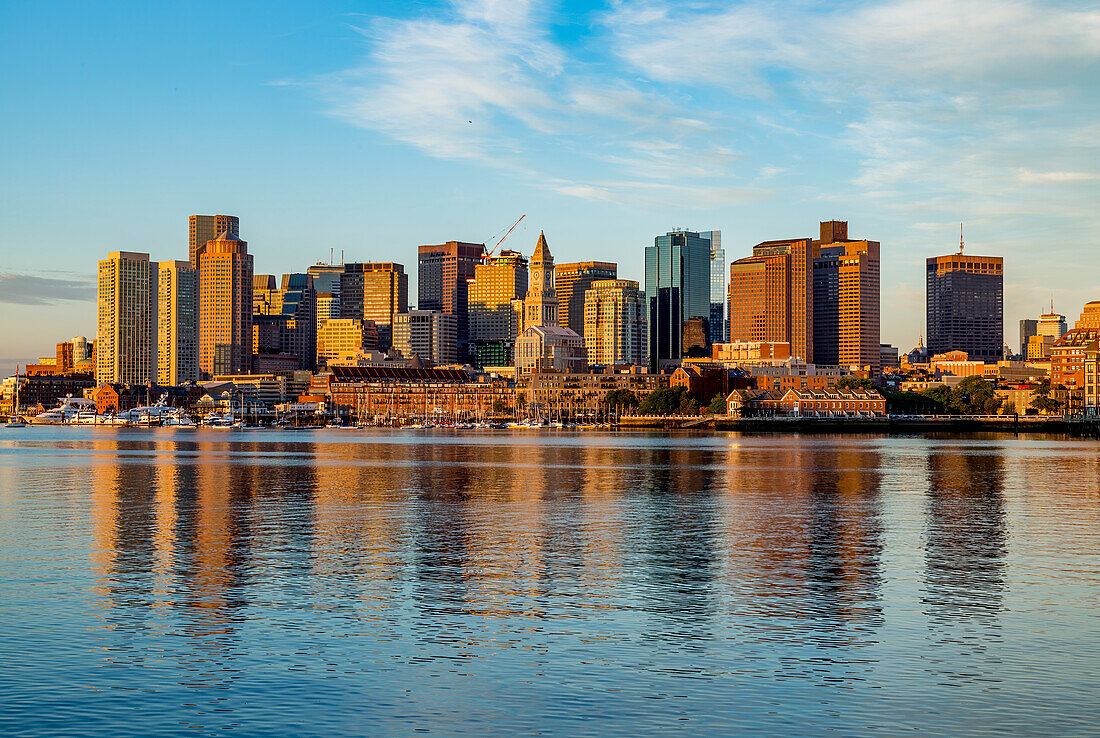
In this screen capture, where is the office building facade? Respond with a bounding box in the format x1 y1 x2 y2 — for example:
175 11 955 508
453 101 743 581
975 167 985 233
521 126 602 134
189 214 239 269
468 249 529 366
699 230 727 344
812 221 880 371
418 241 484 357
340 262 408 351
198 231 254 377
555 261 617 337
645 230 711 371
926 250 1003 362
728 236 815 363
393 310 458 365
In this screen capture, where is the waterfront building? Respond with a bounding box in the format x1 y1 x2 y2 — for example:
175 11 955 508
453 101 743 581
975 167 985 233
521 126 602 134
555 261 617 337
519 369 668 416
926 237 1003 362
316 318 380 368
1085 342 1100 415
97 251 156 384
515 233 586 374
314 365 512 421
583 279 647 366
727 387 886 418
1051 327 1099 395
156 260 198 385
393 310 458 365
671 362 752 403
699 230 727 344
468 249 529 366
728 236 815 363
189 214 239 270
340 262 407 351
646 230 712 371
5 373 96 413
812 221 880 372
198 231 254 377
418 241 484 357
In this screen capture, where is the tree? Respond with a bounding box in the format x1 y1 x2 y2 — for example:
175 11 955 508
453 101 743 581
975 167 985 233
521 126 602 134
638 387 693 415
492 398 508 414
950 376 998 415
604 389 639 409
707 392 729 415
1030 379 1062 415
836 377 875 391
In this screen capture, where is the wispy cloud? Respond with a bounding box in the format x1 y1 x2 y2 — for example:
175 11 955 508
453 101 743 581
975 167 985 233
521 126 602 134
0 273 95 306
312 0 766 207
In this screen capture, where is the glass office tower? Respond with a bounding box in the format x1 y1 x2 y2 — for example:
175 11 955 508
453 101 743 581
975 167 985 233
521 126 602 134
645 230 711 371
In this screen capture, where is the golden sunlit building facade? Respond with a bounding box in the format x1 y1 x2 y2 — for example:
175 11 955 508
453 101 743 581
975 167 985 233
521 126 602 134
156 260 198 385
97 251 156 384
198 232 254 377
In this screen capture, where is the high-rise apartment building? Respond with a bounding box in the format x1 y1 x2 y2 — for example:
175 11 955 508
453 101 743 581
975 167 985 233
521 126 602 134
555 261 617 336
700 230 727 344
583 279 647 366
812 221 880 371
189 214 239 269
1075 301 1100 331
645 230 711 371
198 231 254 377
728 237 815 363
468 249 529 366
418 241 484 357
393 310 458 365
926 242 1003 362
156 260 198 385
97 251 156 384
340 262 408 351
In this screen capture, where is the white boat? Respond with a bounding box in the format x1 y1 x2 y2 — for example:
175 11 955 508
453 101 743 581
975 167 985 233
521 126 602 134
162 412 196 428
4 415 25 428
203 412 238 428
6 366 26 426
32 396 99 424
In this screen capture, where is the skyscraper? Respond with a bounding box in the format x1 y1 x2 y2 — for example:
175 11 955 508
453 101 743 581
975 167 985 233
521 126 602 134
645 230 711 371
97 251 156 384
555 261 617 336
524 232 558 328
926 239 1003 362
307 263 344 320
417 241 484 357
468 249 529 366
727 237 815 363
189 214 239 269
198 231 254 377
699 230 727 344
340 262 408 350
156 260 198 385
812 221 880 371
583 279 647 366
1019 319 1039 358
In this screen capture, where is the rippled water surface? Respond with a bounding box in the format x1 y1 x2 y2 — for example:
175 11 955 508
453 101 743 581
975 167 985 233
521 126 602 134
1 428 1098 735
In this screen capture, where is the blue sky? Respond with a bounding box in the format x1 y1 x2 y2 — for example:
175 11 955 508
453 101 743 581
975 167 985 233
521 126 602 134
2 0 1098 372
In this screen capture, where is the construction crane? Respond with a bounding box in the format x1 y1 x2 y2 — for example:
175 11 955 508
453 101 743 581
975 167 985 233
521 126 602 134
484 214 526 259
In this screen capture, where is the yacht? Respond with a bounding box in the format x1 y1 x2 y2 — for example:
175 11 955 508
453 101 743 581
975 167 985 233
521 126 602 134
5 365 26 427
31 396 98 424
4 415 25 428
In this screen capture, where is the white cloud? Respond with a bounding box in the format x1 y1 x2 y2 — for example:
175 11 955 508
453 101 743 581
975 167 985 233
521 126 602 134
1017 169 1099 184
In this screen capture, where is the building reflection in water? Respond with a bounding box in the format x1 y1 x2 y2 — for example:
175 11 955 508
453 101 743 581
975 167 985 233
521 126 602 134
922 444 1007 652
717 437 885 653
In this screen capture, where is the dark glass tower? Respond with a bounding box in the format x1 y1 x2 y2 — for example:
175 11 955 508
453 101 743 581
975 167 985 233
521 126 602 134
926 252 1003 361
645 230 711 371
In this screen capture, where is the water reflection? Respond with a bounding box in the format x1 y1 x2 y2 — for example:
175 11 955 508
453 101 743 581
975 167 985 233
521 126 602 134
3 429 1096 735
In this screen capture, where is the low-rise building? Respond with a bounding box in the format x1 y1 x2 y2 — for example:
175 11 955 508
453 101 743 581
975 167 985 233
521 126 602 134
314 365 512 421
519 369 668 416
727 388 886 418
713 341 790 362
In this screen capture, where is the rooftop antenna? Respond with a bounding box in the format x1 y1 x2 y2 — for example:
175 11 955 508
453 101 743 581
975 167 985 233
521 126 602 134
330 247 334 266
959 223 964 254
341 249 344 265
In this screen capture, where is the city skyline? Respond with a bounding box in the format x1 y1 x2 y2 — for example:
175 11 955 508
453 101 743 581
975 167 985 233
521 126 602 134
3 0 1099 374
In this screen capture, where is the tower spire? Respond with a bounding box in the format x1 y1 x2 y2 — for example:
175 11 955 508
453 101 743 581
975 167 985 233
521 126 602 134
959 223 964 254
